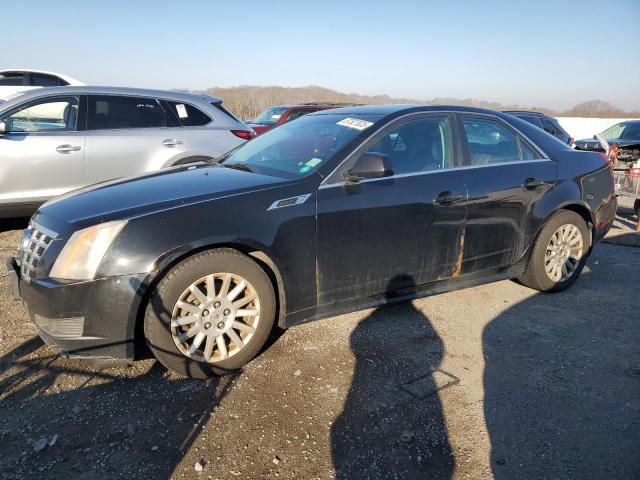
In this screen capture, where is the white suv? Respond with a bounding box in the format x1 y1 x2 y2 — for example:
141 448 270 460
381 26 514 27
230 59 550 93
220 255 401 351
0 86 254 217
0 69 85 101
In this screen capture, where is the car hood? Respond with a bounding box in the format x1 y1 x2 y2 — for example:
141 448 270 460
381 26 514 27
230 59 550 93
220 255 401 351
35 164 289 231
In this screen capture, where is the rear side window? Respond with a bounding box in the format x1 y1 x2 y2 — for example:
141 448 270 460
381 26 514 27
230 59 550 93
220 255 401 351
213 102 241 122
540 118 557 136
463 117 540 165
87 95 167 130
30 73 63 87
517 115 543 128
0 72 25 86
165 101 211 126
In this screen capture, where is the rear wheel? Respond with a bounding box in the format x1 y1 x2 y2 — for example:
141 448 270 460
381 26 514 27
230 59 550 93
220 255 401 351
519 210 591 292
144 249 276 378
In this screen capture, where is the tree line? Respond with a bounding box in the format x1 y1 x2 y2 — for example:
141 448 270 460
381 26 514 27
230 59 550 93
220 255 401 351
198 85 639 121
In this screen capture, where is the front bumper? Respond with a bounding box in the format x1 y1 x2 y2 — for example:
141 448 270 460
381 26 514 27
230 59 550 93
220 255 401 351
7 257 146 360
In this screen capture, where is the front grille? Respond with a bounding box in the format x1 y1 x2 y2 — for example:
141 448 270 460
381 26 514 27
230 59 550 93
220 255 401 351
19 225 56 282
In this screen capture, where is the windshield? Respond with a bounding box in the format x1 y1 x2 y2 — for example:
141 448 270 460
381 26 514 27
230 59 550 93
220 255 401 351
219 113 383 178
601 121 640 141
252 107 288 125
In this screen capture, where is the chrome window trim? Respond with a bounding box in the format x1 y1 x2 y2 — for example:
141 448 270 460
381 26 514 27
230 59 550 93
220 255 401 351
318 158 553 190
319 110 550 188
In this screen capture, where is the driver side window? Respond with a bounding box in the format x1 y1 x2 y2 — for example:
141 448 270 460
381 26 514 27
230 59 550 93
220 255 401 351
362 116 453 175
2 96 79 133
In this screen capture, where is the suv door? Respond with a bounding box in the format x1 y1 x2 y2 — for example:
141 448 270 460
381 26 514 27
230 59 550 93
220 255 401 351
84 95 186 183
459 114 556 273
316 113 467 304
0 95 86 208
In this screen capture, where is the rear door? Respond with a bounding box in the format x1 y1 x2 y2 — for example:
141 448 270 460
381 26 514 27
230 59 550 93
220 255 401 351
84 94 186 183
458 114 556 274
0 94 86 206
316 113 467 304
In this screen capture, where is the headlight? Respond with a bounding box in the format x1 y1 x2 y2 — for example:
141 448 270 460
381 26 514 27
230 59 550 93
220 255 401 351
50 220 127 280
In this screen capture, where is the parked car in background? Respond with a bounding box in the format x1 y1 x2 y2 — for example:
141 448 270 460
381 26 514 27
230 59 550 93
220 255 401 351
8 105 616 378
0 69 84 100
503 110 573 146
247 102 357 135
574 120 640 167
0 86 252 217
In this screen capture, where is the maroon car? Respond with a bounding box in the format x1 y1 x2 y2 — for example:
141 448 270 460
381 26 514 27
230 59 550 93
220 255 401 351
247 103 356 135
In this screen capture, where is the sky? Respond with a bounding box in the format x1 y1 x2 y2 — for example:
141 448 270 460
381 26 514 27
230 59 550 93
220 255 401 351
4 0 640 111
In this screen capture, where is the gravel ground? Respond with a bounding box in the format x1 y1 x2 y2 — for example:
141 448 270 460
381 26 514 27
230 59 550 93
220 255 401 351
0 204 638 480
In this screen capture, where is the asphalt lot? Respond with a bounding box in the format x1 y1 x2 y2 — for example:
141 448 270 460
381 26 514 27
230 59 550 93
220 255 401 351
0 202 638 480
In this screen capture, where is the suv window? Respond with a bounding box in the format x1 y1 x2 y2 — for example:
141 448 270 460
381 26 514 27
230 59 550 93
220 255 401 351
463 117 539 164
284 109 316 123
88 95 167 130
29 73 65 87
540 118 557 136
0 72 25 86
361 116 453 175
2 96 79 132
165 101 211 126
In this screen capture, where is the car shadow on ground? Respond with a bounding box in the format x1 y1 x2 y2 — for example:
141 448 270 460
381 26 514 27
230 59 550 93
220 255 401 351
483 253 640 478
331 275 454 479
0 335 239 479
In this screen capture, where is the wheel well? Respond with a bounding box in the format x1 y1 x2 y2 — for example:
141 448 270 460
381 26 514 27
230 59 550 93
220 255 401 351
132 244 286 358
559 204 594 246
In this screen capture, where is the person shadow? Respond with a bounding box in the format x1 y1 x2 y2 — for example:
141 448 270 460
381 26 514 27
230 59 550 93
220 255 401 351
483 249 640 479
331 274 454 480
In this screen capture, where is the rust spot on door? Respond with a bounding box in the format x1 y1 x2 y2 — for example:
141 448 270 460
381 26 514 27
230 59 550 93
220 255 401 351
452 230 465 278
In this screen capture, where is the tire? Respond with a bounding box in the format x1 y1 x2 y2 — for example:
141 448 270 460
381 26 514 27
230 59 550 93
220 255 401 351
634 199 640 219
144 248 276 378
518 210 591 292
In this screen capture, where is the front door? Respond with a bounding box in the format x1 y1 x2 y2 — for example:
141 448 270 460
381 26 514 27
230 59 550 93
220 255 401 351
0 94 85 208
458 114 557 274
316 113 467 305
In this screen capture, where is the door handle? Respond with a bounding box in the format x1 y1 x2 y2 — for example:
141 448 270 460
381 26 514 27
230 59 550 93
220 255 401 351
434 191 465 205
56 144 81 154
522 177 546 189
162 139 183 147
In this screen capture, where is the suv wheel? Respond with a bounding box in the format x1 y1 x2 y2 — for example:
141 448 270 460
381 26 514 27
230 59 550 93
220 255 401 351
519 210 591 292
144 249 276 378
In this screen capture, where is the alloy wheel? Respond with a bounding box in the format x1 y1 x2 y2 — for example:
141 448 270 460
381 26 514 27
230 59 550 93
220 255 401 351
170 273 260 363
544 223 584 283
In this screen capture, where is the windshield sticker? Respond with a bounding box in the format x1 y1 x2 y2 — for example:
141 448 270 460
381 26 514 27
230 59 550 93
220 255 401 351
299 165 312 174
271 114 282 120
306 158 322 167
337 118 374 131
175 104 188 118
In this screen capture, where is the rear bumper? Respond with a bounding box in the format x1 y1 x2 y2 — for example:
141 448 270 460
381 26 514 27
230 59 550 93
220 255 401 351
7 257 146 360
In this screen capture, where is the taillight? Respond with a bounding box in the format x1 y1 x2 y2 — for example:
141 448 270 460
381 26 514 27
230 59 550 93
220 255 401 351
231 129 255 140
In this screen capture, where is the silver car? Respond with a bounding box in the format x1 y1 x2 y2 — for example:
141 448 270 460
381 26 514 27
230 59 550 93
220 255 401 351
0 86 253 218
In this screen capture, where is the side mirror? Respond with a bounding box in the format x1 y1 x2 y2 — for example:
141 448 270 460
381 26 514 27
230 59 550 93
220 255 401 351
342 152 395 182
0 121 6 135
593 135 597 140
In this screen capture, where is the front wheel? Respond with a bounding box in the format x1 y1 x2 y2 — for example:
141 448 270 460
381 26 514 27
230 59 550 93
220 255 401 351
144 248 276 378
519 210 591 292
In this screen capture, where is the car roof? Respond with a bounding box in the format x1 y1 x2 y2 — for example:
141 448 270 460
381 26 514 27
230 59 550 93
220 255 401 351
310 103 514 117
502 110 547 117
0 85 223 107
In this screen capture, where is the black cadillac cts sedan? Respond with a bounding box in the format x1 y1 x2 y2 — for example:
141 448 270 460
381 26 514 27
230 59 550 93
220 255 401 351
8 105 616 377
